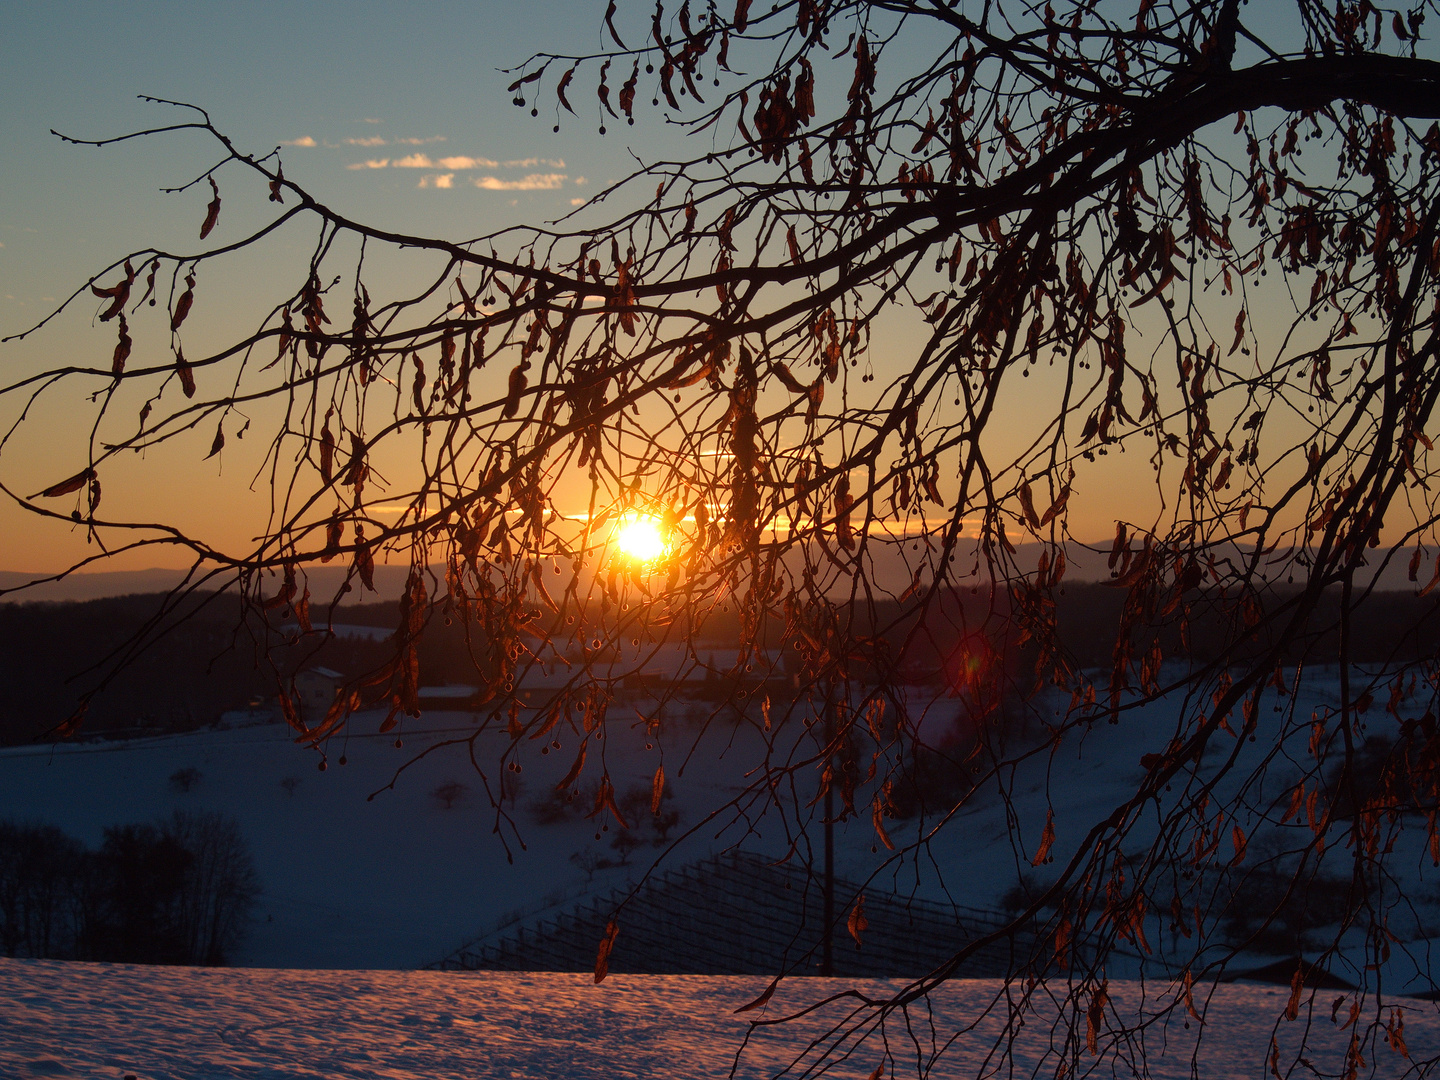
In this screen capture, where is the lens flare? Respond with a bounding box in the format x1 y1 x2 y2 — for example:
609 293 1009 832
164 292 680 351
613 512 668 563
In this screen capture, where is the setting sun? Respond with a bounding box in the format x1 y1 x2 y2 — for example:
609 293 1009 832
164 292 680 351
613 511 669 564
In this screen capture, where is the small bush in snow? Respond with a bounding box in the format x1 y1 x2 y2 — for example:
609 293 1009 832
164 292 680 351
431 781 467 810
169 767 203 794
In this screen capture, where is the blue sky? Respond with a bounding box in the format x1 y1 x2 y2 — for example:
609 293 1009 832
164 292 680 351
0 1 662 308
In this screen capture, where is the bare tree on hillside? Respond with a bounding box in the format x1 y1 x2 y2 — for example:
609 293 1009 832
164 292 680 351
6 0 1440 1073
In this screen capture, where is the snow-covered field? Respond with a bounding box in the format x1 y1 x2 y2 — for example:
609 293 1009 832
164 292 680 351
0 712 730 969
2 665 1438 982
4 960 1439 1079
4 666 1440 1077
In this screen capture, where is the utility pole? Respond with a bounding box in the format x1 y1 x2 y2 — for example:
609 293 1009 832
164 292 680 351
821 697 835 977
822 770 834 976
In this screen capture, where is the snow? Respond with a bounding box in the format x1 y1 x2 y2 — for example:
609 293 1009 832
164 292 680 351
3 960 1439 1079
3 666 1440 1076
2 666 1438 982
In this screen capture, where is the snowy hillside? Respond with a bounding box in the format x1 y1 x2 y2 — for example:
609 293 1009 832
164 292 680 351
4 666 1440 1077
2 663 1438 990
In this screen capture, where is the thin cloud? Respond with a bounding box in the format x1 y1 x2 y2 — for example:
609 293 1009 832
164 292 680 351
503 157 565 168
345 136 387 147
393 153 437 168
418 174 454 189
346 158 391 170
437 155 500 170
362 117 384 124
574 176 588 185
475 173 568 191
570 198 586 206
280 136 317 147
397 135 447 145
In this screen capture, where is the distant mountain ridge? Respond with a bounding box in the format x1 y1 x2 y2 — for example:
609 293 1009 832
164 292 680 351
0 540 1428 603
0 565 414 604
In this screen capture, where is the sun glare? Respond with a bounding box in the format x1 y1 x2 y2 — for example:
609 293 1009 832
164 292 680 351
613 512 668 564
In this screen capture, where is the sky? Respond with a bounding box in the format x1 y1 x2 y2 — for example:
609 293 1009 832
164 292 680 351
0 3 1405 580
0 1 1161 578
0 1 672 574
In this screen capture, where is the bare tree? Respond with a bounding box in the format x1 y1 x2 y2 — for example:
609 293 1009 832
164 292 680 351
0 820 87 959
158 809 260 966
5 0 1440 1073
431 779 469 810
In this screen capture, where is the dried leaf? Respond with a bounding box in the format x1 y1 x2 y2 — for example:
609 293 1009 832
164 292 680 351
263 563 298 611
556 65 579 114
1387 1007 1410 1058
603 0 627 47
1228 307 1246 355
319 424 335 485
735 975 781 1013
305 688 360 745
1031 808 1055 865
651 764 665 815
1018 480 1041 530
504 363 528 418
354 538 375 591
1040 484 1071 526
322 516 343 563
1285 965 1304 1021
344 432 368 489
112 315 132 375
1108 521 1128 569
506 68 544 94
1087 980 1109 1053
556 740 588 791
92 260 135 321
172 272 196 332
594 918 619 983
847 894 868 947
50 703 87 740
200 176 221 240
872 798 895 850
35 468 95 499
176 350 196 398
1183 969 1201 1020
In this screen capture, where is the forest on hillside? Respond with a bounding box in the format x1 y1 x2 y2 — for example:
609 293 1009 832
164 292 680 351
3 581 1438 747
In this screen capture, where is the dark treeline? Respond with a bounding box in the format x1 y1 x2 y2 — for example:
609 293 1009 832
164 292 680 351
655 582 1440 682
0 810 259 965
3 581 1436 746
0 593 484 744
1047 583 1440 672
